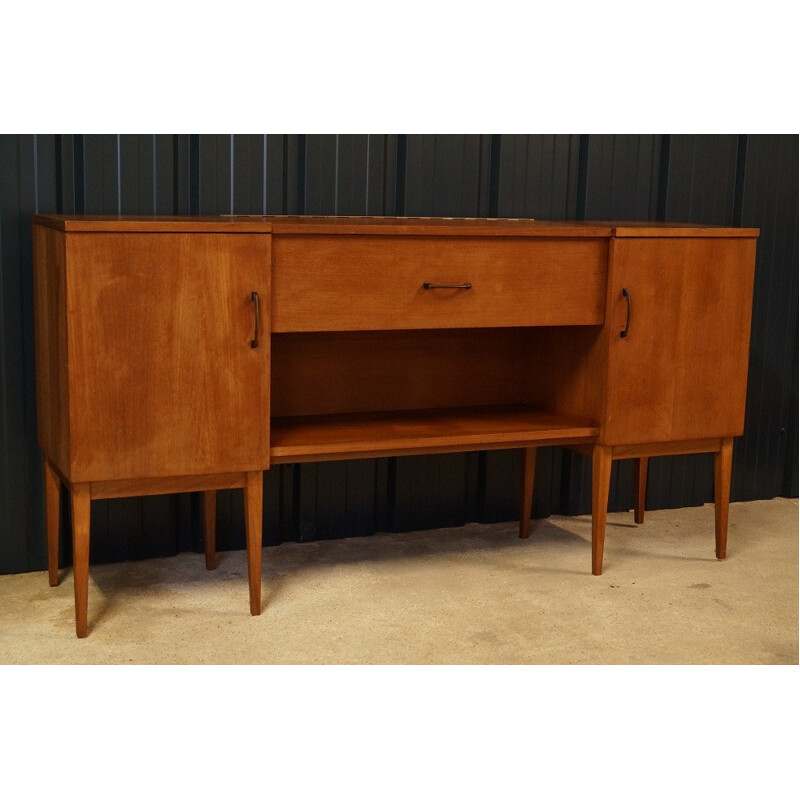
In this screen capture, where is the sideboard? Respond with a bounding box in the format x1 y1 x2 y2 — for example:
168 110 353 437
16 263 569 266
31 215 758 637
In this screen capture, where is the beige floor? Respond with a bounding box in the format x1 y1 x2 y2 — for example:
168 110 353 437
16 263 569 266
0 498 796 664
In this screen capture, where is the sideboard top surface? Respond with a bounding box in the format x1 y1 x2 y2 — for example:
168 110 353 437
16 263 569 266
32 215 759 238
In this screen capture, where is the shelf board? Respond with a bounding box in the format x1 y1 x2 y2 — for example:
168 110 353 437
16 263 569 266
270 404 598 464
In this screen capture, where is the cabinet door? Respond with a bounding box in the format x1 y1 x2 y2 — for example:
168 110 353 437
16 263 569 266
66 233 270 481
603 237 756 445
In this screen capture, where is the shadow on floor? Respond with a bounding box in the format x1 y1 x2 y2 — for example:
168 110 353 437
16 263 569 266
62 511 720 631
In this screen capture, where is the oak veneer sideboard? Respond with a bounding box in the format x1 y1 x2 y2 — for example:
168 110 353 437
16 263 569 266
31 215 758 637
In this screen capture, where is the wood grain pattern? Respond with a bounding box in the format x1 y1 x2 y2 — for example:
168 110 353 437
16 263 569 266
519 447 536 539
272 235 607 331
32 225 71 477
714 438 734 559
89 472 247 500
269 217 614 237
43 457 61 587
523 326 608 424
271 406 598 464
66 232 271 481
610 439 724 459
272 329 531 417
591 445 613 575
244 471 263 616
70 483 91 638
668 240 757 440
603 237 757 445
611 224 759 237
32 215 273 233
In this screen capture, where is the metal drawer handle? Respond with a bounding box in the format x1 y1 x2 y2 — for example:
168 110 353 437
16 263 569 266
250 291 260 348
422 282 472 290
620 287 631 338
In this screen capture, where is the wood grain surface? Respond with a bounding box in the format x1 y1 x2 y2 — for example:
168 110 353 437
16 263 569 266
33 225 71 477
65 232 271 481
603 237 757 445
272 328 532 417
271 405 598 463
272 235 607 331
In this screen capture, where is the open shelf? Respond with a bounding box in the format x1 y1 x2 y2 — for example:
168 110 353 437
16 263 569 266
270 404 599 464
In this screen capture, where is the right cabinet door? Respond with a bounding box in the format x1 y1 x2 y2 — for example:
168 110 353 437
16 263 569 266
603 236 757 446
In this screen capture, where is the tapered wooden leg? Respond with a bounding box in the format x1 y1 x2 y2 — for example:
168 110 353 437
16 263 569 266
44 458 61 587
202 490 217 570
70 483 91 638
519 447 536 539
714 438 734 560
243 471 263 616
592 445 613 575
633 457 648 525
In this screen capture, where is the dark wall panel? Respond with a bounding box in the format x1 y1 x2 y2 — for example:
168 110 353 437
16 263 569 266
495 134 581 219
0 133 796 575
736 135 798 502
1 135 58 574
402 134 488 217
663 135 740 224
582 134 664 221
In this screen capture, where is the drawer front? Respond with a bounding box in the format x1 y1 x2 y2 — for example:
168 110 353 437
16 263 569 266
272 235 607 331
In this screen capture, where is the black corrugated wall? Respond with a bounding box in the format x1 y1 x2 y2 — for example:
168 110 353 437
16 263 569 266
0 134 796 574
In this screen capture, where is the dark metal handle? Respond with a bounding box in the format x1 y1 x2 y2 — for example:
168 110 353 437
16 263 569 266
422 282 472 290
620 287 631 338
250 291 260 348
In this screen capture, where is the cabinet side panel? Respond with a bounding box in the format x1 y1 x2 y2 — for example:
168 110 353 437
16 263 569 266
523 326 608 425
669 238 757 439
32 224 70 476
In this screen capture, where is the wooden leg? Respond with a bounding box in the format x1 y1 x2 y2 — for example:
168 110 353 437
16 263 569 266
714 438 734 560
519 447 536 539
592 445 613 576
633 457 648 525
70 483 91 638
243 471 263 616
202 490 217 570
44 458 61 587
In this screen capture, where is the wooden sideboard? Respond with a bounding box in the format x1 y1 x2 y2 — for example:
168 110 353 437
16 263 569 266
31 215 758 637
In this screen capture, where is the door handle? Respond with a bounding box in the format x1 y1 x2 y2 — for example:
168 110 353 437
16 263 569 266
250 291 260 348
620 288 631 338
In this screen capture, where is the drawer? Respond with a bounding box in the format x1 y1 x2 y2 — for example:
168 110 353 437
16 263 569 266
272 235 607 331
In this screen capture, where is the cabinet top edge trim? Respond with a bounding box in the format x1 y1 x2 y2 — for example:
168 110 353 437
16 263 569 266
612 226 759 238
32 215 274 233
31 215 759 238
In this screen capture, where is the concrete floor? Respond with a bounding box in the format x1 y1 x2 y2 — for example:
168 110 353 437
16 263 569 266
0 498 796 664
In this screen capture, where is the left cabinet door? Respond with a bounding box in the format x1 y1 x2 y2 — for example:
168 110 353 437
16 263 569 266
66 232 271 482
